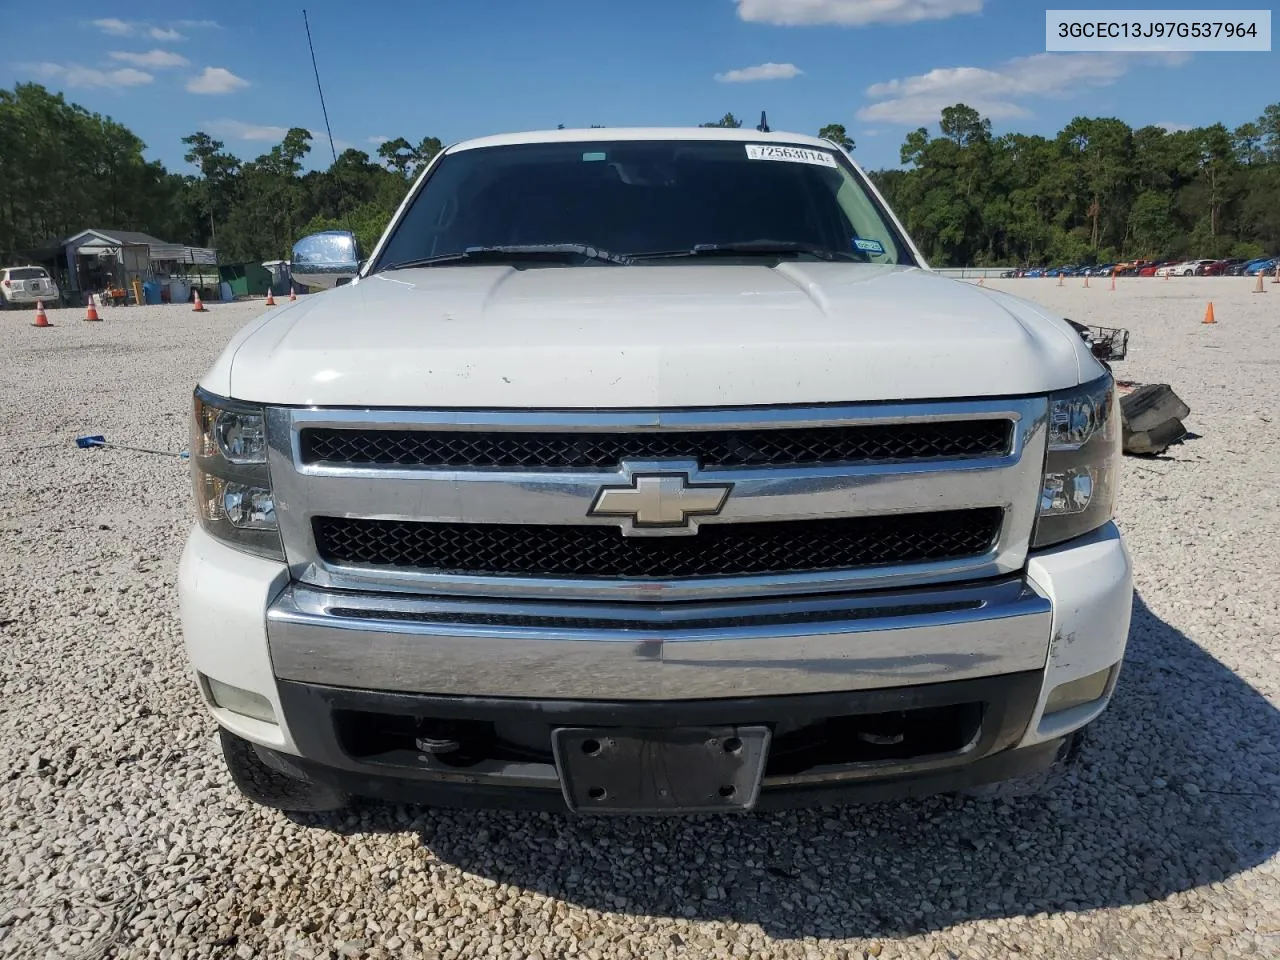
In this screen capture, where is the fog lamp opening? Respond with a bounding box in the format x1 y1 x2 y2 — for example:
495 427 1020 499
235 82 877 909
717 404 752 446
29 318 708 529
1044 664 1117 716
204 676 277 725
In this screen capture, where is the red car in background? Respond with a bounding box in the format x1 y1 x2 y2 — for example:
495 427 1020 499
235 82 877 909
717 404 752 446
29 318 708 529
1203 258 1245 276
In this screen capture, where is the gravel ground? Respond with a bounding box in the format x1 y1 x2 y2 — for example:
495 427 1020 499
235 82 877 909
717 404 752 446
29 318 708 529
1 278 1277 960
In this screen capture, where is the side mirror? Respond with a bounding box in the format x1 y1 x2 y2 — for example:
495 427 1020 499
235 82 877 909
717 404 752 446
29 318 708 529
291 230 360 290
1066 319 1129 363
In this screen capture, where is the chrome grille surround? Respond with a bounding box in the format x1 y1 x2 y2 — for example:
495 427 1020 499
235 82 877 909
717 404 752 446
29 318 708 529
265 398 1048 603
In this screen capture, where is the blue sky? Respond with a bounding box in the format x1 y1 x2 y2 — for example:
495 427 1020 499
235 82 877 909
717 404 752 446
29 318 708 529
3 0 1275 173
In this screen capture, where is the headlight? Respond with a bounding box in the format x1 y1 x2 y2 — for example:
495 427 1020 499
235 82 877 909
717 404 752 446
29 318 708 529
1032 373 1120 549
191 390 284 560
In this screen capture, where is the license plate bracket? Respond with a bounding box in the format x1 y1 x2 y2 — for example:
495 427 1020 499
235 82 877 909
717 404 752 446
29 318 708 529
552 725 770 814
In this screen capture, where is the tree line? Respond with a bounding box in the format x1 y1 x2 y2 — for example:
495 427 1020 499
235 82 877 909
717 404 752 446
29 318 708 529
871 103 1280 266
1 82 1277 268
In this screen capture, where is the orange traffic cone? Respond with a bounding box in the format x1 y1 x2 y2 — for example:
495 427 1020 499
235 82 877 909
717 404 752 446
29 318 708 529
1057 274 1064 287
977 277 985 287
32 299 51 327
1203 302 1216 325
289 285 297 302
1272 265 1279 284
265 289 276 307
1083 275 1090 288
1253 271 1266 294
84 295 101 322
1110 274 1116 291
192 289 208 312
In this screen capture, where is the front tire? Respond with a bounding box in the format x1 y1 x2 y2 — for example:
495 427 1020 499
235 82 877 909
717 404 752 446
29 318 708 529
219 728 349 813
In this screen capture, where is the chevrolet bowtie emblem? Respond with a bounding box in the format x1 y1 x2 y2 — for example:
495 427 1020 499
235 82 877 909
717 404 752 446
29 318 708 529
588 471 732 535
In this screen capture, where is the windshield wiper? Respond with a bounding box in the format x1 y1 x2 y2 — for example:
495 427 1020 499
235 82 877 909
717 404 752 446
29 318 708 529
629 240 862 263
378 243 631 271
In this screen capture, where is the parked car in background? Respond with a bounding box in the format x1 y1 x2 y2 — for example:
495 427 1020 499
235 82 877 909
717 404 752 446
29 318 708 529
1116 260 1153 277
1244 257 1278 276
1141 262 1172 277
0 266 58 308
1203 258 1244 276
1170 259 1213 276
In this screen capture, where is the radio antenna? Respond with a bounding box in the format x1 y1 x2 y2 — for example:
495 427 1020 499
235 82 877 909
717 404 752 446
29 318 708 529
303 9 340 166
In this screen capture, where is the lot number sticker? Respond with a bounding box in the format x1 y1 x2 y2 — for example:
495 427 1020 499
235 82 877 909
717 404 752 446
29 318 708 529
745 144 838 168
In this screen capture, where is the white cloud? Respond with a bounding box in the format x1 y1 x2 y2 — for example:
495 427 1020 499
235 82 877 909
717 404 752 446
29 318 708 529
735 0 982 26
109 49 189 68
1156 121 1193 133
206 119 290 141
91 18 132 35
87 18 211 40
715 62 803 83
206 119 353 152
26 62 153 89
858 52 1188 125
860 129 882 137
187 67 250 95
368 135 391 145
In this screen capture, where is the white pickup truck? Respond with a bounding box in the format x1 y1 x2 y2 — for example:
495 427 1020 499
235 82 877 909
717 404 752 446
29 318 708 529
179 127 1133 815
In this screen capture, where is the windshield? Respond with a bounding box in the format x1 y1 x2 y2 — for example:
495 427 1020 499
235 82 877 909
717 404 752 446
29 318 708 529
9 268 49 280
371 139 913 270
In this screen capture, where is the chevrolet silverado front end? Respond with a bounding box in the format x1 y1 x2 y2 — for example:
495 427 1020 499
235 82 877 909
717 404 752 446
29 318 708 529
179 128 1132 815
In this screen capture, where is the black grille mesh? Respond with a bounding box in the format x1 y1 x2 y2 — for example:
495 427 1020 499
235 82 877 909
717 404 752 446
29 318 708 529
313 509 1002 580
301 420 1011 470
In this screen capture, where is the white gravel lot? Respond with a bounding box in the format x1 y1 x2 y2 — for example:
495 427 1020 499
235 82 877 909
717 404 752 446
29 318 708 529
1 278 1277 960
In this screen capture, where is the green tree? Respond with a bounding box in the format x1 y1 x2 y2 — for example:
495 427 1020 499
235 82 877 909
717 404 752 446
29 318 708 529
939 104 990 147
1128 191 1176 254
377 137 416 177
818 123 855 152
1234 122 1264 165
181 131 241 244
700 113 743 129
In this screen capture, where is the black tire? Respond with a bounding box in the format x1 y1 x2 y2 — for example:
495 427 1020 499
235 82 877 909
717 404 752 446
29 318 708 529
219 728 349 813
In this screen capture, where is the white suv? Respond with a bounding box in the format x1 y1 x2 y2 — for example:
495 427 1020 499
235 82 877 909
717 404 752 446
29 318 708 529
0 266 59 307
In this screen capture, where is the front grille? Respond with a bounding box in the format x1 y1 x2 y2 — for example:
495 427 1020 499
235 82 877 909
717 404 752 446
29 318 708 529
300 420 1012 470
313 509 1003 580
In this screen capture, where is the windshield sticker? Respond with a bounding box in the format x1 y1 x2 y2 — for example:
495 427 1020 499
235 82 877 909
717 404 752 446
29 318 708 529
582 151 607 162
745 144 838 168
853 237 885 255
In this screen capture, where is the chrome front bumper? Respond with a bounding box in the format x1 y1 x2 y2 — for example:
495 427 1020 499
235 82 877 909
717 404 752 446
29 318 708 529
266 575 1052 701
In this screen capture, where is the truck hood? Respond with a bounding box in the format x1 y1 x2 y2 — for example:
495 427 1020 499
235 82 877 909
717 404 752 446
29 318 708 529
205 264 1099 408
